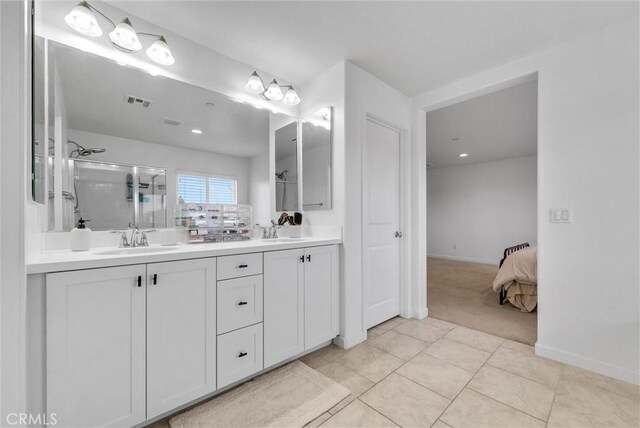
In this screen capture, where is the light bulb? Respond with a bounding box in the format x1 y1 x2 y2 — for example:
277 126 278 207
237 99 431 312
245 71 265 93
282 86 301 105
64 1 102 37
264 79 284 101
146 36 175 65
109 18 142 51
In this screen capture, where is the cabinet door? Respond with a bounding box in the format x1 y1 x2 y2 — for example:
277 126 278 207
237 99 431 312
304 245 340 350
146 258 217 419
263 248 304 368
47 265 146 428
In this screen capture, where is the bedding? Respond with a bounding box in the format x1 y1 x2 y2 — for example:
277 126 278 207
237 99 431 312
493 246 537 312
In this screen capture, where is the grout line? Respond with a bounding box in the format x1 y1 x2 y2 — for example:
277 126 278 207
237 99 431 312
544 364 565 427
357 399 401 427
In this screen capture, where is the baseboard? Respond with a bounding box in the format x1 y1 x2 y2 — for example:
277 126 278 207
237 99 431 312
416 307 428 319
427 253 497 265
535 343 640 385
334 331 367 349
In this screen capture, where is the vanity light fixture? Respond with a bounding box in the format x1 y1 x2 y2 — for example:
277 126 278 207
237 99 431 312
64 1 175 65
191 129 203 134
245 71 300 105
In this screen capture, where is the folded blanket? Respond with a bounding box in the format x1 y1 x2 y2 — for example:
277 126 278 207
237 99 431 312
493 247 538 312
493 246 537 292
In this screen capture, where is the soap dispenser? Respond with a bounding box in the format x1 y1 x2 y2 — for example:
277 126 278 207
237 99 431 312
70 218 91 251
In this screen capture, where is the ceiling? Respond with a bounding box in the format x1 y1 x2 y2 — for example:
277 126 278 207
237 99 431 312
111 1 637 96
426 79 537 168
51 40 274 158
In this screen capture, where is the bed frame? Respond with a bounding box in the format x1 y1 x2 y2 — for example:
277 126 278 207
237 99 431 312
498 242 530 305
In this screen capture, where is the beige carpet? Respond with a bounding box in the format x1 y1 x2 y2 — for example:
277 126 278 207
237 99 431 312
170 361 350 428
427 257 537 345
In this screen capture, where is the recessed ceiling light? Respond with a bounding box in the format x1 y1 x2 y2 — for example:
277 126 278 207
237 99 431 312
459 153 468 158
191 129 203 134
451 138 459 142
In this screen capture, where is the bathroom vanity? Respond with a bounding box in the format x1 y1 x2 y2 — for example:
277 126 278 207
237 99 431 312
27 238 340 427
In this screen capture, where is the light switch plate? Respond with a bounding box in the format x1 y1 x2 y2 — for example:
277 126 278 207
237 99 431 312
550 208 572 223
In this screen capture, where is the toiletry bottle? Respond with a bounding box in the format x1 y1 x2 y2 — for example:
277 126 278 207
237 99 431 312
70 218 91 251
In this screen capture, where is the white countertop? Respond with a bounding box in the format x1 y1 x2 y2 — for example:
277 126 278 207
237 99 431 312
27 237 342 274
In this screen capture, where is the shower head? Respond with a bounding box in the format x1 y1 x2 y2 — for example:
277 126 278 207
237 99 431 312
67 140 107 158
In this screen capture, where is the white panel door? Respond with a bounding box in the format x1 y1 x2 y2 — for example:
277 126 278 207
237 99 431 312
47 265 146 428
146 258 217 419
304 245 340 349
363 119 401 329
263 248 305 368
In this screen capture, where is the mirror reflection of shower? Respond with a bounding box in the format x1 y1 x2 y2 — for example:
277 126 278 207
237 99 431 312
275 169 288 211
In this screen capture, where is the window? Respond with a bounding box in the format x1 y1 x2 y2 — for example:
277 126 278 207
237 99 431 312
177 173 237 205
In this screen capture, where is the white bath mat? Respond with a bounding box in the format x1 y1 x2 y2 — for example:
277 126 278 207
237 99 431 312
169 361 349 427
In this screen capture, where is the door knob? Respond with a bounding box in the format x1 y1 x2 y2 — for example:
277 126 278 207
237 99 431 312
395 231 403 238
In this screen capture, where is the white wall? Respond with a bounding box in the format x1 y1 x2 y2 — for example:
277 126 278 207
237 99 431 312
249 152 270 226
414 17 640 384
427 156 537 264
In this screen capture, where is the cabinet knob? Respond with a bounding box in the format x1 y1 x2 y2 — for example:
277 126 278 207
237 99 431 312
238 352 247 358
237 301 248 306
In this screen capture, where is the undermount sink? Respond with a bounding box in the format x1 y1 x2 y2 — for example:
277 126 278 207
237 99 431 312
94 246 178 256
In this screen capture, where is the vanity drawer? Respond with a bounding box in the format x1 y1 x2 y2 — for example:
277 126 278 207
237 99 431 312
217 323 263 388
217 253 263 280
217 275 263 334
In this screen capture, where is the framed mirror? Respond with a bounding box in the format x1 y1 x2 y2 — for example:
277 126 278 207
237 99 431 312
301 107 332 211
274 120 299 212
32 32 291 231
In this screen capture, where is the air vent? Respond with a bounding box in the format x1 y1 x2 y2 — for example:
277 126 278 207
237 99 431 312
161 117 182 127
125 95 152 108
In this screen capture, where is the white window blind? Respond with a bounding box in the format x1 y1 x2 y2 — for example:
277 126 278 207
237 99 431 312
209 177 237 205
177 173 237 205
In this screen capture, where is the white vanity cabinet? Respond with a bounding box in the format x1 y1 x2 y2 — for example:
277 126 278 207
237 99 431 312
46 265 147 428
146 258 217 419
264 245 339 368
263 248 305 368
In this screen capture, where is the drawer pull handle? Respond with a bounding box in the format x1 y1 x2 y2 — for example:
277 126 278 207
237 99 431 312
237 301 248 306
238 352 248 358
152 273 158 285
136 276 142 287
238 264 248 268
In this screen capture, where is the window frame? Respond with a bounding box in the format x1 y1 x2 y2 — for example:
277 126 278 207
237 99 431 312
176 170 238 205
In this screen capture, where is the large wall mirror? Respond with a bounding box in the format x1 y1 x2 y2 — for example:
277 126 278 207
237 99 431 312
31 30 294 230
301 107 332 211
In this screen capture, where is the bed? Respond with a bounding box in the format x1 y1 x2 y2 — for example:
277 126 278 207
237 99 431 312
493 243 538 312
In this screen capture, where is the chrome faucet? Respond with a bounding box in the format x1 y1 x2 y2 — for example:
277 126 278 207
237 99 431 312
110 225 154 247
268 226 279 239
129 225 141 247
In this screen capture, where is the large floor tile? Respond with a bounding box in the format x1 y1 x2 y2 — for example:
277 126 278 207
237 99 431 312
431 420 453 428
315 362 375 414
360 373 450 427
368 330 428 361
445 326 503 353
300 344 345 369
559 364 640 400
468 365 555 421
304 412 332 428
547 368 640 427
393 319 450 343
420 317 457 332
320 400 398 427
487 346 563 389
440 389 545 428
368 317 406 337
397 353 474 399
500 339 534 354
336 344 404 383
423 338 491 373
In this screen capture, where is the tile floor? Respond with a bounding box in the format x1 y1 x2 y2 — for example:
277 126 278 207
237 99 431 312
301 317 640 428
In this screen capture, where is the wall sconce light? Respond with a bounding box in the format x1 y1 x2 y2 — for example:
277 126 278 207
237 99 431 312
64 1 175 65
245 71 300 105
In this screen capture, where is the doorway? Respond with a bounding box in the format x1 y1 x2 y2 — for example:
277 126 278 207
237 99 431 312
363 118 402 329
425 79 538 345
